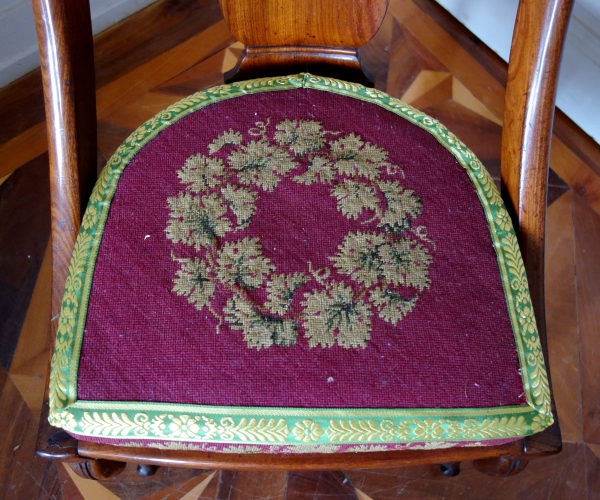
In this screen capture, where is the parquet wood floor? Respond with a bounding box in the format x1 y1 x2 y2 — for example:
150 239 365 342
1 0 599 498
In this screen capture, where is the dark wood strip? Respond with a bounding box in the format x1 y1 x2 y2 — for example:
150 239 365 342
0 377 61 499
0 153 50 370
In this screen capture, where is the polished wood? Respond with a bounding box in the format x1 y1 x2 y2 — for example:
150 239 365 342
68 459 126 480
77 440 523 471
472 456 528 477
221 0 388 83
500 0 574 459
32 0 98 349
29 0 575 480
219 0 388 47
225 46 373 85
501 0 574 330
573 194 600 444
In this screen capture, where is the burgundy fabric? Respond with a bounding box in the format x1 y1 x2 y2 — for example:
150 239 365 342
77 88 525 409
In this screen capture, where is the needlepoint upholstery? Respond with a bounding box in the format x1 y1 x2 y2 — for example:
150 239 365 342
49 74 552 453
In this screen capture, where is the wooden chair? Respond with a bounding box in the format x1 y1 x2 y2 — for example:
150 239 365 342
32 0 574 481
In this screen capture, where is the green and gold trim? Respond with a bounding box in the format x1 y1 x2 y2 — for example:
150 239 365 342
48 73 552 448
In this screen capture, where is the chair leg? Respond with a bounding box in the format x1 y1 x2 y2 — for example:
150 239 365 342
439 462 461 477
472 456 528 476
68 459 126 480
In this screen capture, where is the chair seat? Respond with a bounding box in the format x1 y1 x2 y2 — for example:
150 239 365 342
49 74 552 453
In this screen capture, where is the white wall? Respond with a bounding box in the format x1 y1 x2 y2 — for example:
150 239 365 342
436 0 600 145
0 0 158 88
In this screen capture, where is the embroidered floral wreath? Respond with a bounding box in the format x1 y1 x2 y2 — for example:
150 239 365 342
166 118 434 350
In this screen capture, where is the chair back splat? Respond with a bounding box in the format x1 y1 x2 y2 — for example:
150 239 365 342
220 0 388 84
31 0 574 478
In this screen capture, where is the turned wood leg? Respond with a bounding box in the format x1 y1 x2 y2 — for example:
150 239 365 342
439 462 461 477
472 456 528 476
137 464 159 476
68 459 126 480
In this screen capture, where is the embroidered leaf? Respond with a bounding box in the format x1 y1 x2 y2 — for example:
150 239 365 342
331 231 387 286
224 294 298 348
220 184 257 230
378 181 422 233
274 119 326 156
228 140 297 191
369 287 417 325
166 192 232 249
208 129 243 154
265 273 308 315
326 419 395 442
331 180 379 220
177 154 226 191
378 238 432 290
217 237 274 290
172 258 215 310
219 416 290 442
330 133 393 179
293 156 335 185
302 282 372 348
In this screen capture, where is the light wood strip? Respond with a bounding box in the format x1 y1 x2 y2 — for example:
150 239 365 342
0 123 47 179
573 194 600 445
550 138 600 214
389 0 505 117
62 463 121 500
0 21 234 179
545 190 582 443
95 21 233 121
391 0 600 217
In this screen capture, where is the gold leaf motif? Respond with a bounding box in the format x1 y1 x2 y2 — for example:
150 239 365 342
220 184 256 229
228 140 296 191
377 239 432 290
217 237 274 289
50 231 94 410
80 412 149 437
331 180 379 219
330 134 391 180
274 119 326 156
302 282 372 348
370 287 417 325
172 258 215 310
209 129 243 154
293 156 335 185
326 419 395 442
224 294 298 348
218 417 289 442
377 181 422 233
331 232 387 286
166 192 232 249
177 154 226 190
265 273 308 315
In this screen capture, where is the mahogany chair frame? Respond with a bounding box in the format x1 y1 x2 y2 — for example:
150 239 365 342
32 0 574 479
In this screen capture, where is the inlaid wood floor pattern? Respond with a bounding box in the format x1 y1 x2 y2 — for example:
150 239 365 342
0 0 599 498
